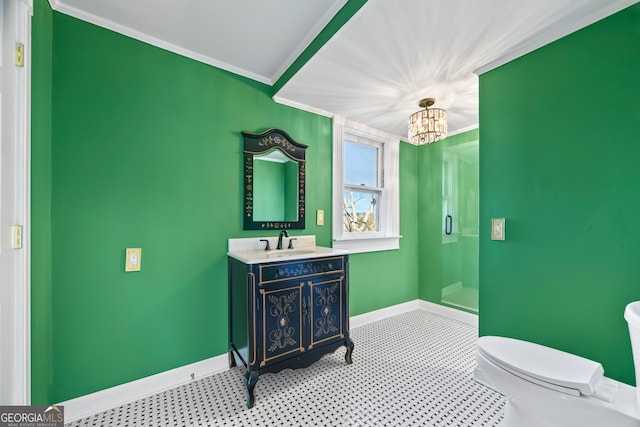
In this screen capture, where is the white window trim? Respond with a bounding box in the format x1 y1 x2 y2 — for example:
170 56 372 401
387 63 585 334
332 116 400 254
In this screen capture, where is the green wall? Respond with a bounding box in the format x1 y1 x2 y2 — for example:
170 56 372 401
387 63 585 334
349 141 420 316
417 129 479 308
31 1 418 403
479 4 640 385
46 9 329 403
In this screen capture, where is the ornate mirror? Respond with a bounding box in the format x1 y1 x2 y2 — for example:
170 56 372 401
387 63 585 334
242 129 307 230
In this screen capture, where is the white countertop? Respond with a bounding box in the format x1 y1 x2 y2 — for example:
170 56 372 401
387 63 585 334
227 235 348 264
227 246 348 264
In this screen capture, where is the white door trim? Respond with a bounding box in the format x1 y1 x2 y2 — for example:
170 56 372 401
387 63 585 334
18 0 33 405
1 0 33 404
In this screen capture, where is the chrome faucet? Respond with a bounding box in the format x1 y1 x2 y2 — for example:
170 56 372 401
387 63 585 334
277 230 289 250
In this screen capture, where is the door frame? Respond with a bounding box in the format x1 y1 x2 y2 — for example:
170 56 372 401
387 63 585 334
1 0 33 404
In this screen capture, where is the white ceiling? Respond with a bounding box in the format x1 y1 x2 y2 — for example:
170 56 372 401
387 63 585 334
51 0 637 138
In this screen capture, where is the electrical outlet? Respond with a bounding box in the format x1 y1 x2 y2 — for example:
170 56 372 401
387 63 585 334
125 248 142 272
491 218 505 241
15 43 24 67
11 225 22 249
317 210 325 226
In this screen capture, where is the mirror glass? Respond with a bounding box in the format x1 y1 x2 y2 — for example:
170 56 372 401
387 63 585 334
242 129 307 230
253 151 298 222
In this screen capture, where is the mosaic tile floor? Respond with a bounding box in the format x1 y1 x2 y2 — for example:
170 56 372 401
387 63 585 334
66 310 505 426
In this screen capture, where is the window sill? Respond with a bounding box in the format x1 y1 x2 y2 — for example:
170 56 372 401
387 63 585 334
333 236 401 254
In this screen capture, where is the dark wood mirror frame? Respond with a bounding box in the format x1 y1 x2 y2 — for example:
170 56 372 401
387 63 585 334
242 128 308 230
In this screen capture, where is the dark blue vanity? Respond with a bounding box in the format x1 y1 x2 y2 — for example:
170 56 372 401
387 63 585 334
228 241 353 408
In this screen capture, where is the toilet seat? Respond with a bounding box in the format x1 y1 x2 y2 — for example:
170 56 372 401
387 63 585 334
477 336 604 397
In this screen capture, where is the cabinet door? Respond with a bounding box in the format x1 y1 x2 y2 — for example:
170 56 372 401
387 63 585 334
308 277 344 349
259 283 305 367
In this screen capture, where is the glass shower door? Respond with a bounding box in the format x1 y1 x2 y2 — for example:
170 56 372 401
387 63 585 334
440 140 479 312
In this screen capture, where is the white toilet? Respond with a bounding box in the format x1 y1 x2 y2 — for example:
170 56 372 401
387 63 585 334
473 301 640 427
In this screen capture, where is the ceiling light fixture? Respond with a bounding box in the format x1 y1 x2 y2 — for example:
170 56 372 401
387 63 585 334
408 98 447 145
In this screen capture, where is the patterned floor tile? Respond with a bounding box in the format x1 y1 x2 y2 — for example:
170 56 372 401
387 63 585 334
66 310 505 426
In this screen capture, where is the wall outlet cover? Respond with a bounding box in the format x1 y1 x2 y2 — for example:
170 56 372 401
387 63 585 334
317 209 325 226
491 218 505 241
125 248 142 272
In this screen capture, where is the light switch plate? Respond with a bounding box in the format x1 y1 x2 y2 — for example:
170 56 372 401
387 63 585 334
491 218 505 241
317 210 325 226
125 248 142 272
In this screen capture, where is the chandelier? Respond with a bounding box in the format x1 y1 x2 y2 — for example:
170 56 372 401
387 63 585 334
408 98 447 145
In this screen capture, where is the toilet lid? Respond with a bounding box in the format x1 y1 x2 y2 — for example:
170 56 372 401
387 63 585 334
477 336 604 396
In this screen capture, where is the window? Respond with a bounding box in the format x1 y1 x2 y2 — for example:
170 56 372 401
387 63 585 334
333 117 400 253
343 139 381 233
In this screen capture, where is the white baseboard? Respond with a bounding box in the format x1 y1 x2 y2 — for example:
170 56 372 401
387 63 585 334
59 354 228 423
60 299 476 422
418 299 479 327
350 300 421 329
349 299 478 329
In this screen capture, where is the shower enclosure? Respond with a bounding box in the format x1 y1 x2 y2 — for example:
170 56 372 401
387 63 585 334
440 140 479 312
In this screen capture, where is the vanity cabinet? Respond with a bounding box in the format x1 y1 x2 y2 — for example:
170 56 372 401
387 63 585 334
228 254 354 408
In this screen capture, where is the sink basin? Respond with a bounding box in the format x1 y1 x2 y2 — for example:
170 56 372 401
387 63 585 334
266 249 316 258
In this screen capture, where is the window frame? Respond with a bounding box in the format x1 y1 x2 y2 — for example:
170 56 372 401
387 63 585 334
332 117 400 253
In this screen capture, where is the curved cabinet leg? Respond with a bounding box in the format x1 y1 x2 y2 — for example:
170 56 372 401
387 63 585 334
344 336 355 365
244 370 260 409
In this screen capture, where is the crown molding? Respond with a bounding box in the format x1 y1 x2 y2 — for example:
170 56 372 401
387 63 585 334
272 95 335 118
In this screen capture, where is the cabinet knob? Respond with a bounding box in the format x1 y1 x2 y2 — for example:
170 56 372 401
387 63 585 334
276 269 284 277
